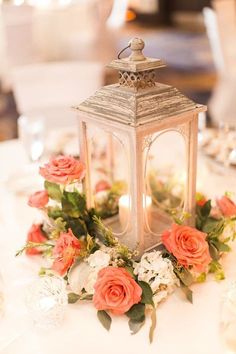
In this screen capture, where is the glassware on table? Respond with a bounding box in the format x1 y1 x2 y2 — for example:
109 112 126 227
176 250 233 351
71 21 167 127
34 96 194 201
220 281 236 353
5 115 45 195
26 276 68 330
18 115 45 163
218 121 236 167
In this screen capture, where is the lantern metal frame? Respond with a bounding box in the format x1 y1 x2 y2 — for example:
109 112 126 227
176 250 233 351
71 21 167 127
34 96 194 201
74 38 207 253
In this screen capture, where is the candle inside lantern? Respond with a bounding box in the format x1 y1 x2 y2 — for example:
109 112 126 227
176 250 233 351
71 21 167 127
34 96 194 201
118 194 152 232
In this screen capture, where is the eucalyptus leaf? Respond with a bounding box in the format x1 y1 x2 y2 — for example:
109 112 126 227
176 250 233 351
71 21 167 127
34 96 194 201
138 281 154 307
174 267 194 287
212 240 231 253
128 318 145 335
180 282 193 304
68 292 80 304
44 181 62 201
125 266 135 278
97 310 112 331
208 242 220 261
126 303 145 322
203 219 224 236
149 308 157 344
200 200 211 218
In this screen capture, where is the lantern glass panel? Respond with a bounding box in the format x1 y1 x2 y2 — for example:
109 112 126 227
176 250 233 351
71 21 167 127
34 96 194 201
144 129 186 238
85 123 132 236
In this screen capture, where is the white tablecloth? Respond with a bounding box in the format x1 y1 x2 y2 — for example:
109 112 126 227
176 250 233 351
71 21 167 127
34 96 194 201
0 139 236 354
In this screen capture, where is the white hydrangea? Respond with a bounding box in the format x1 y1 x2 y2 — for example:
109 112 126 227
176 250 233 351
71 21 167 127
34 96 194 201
68 250 110 295
134 250 179 306
87 250 110 268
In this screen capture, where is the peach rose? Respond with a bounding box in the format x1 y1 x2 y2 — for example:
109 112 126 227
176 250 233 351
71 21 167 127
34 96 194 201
52 229 81 275
26 224 47 255
40 155 85 185
93 267 142 315
216 196 236 217
162 224 211 273
95 180 111 193
28 190 49 208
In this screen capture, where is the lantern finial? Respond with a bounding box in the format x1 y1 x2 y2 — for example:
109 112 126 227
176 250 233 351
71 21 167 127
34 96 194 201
128 38 146 61
108 37 165 75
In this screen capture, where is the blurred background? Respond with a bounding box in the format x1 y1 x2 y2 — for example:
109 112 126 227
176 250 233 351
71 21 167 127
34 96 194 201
0 0 235 144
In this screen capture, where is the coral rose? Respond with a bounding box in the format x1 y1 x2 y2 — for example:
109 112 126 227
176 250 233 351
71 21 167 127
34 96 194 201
26 224 47 255
162 224 211 273
52 229 81 275
28 190 49 208
93 267 142 315
40 155 85 185
216 196 236 217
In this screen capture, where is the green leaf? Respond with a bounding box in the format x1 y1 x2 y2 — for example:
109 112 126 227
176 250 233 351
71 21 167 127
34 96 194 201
126 303 145 322
93 216 118 247
97 310 112 331
203 219 224 236
196 200 212 230
62 191 86 218
212 240 231 253
200 200 212 218
180 282 193 303
125 266 135 278
44 181 62 201
149 308 157 344
47 207 63 219
68 292 80 304
65 217 87 238
86 234 99 254
128 318 145 335
208 242 220 261
174 267 194 287
138 281 154 307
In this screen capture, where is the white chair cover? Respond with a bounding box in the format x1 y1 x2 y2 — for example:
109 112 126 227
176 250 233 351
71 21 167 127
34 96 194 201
11 61 104 130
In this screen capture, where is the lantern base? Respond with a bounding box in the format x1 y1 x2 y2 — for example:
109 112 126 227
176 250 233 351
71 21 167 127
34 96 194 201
102 206 174 253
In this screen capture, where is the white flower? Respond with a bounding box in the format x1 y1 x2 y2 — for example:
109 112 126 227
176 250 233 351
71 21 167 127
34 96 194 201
68 262 93 295
84 269 100 294
134 250 179 306
94 191 109 205
65 182 82 193
68 250 111 295
87 250 110 268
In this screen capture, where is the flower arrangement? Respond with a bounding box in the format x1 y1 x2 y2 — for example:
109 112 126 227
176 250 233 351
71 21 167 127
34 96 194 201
17 155 236 342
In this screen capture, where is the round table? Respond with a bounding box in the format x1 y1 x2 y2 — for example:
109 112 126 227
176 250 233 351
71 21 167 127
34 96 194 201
0 139 236 354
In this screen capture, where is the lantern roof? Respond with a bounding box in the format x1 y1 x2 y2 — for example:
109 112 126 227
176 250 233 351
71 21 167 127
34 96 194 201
75 38 206 127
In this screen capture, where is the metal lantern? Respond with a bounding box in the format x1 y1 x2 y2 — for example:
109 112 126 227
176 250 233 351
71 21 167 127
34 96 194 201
75 38 207 253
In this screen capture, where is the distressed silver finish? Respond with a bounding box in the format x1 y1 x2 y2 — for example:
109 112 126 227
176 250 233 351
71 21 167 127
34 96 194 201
75 38 207 253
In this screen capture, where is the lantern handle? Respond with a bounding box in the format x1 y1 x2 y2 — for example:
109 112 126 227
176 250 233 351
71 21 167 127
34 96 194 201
117 44 131 59
117 38 146 61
